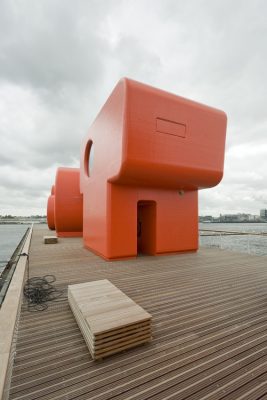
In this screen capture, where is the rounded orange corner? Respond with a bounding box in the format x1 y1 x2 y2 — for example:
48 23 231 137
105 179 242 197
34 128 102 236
47 194 55 230
53 167 83 237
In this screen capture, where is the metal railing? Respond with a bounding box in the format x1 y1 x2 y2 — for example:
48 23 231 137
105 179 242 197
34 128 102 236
199 229 267 256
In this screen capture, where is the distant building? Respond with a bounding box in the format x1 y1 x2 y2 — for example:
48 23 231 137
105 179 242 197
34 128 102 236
199 213 262 223
199 215 214 223
260 209 267 219
220 214 237 222
219 213 260 223
248 214 260 221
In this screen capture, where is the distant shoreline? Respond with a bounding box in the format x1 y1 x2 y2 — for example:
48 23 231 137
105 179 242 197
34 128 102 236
200 221 267 223
0 220 46 225
1 220 266 225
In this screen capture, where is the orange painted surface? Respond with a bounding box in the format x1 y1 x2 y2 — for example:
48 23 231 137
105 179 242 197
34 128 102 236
80 78 227 260
54 167 83 237
47 194 55 230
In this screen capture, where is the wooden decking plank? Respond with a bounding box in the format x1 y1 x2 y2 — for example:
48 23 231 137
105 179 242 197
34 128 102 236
9 339 266 400
255 388 267 400
11 353 92 386
10 332 195 387
222 378 267 400
184 360 267 400
11 300 264 364
26 342 267 400
136 347 267 400
9 308 266 370
10 321 267 400
15 330 81 353
18 266 266 318
7 226 267 400
14 275 267 349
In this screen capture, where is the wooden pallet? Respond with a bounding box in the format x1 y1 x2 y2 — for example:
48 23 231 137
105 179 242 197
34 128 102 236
68 279 152 360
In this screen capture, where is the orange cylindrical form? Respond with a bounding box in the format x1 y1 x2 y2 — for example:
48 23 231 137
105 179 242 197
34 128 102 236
80 78 227 260
47 194 55 230
54 167 83 237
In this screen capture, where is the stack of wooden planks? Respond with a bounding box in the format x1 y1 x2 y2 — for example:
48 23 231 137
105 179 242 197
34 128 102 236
43 236 58 244
68 279 152 360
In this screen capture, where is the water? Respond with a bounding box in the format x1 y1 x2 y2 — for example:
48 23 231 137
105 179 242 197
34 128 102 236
0 224 30 272
199 223 267 256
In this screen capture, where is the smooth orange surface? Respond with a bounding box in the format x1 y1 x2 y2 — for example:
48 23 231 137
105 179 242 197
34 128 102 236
80 78 227 259
47 194 55 230
54 167 83 237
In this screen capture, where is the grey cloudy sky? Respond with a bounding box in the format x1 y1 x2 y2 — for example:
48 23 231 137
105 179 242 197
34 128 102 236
0 0 266 216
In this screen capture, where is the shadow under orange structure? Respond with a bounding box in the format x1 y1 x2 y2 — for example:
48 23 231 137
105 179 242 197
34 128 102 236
46 168 83 237
80 78 227 260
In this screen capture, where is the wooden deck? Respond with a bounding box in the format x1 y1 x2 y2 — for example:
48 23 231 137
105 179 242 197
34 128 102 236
8 225 267 400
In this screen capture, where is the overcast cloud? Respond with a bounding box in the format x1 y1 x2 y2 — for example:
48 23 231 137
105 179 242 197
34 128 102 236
0 0 266 216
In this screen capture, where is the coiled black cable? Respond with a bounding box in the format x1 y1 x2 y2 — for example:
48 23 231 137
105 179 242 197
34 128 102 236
23 275 63 311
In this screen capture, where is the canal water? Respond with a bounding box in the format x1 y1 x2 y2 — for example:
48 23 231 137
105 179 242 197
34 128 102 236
0 224 30 273
199 222 267 256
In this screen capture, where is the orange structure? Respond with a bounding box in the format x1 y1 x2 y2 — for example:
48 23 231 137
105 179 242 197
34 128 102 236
80 78 227 260
47 169 83 236
52 167 83 237
47 168 83 237
47 186 55 230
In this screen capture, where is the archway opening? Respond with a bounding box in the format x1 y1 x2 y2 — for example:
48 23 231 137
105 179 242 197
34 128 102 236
137 201 156 255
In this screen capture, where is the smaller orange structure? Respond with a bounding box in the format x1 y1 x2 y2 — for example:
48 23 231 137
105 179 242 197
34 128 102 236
46 186 55 230
54 167 83 237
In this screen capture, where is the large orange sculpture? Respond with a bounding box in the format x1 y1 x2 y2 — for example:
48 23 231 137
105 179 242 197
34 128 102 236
47 186 55 230
80 78 227 260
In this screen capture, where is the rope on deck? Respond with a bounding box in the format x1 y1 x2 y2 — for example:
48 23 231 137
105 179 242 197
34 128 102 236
23 275 63 311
